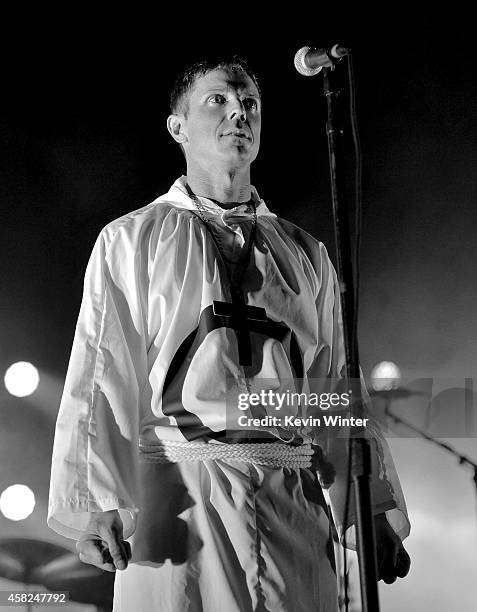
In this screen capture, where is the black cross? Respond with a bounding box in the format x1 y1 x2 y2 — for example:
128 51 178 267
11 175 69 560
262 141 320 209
213 288 267 366
162 302 305 440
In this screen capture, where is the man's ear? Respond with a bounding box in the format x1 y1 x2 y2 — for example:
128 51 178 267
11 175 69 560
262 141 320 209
167 114 188 144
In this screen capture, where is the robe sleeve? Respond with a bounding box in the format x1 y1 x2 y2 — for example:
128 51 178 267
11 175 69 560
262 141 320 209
48 225 147 541
308 242 411 549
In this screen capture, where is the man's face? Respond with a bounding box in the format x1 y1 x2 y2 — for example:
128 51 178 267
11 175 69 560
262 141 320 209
175 68 261 170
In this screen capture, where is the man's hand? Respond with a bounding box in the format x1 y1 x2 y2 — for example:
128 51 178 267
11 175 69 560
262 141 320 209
374 513 411 584
76 510 132 572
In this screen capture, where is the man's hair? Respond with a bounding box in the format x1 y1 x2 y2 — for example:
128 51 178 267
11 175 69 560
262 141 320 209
170 54 262 117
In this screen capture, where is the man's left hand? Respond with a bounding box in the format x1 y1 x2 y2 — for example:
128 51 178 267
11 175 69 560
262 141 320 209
374 513 411 584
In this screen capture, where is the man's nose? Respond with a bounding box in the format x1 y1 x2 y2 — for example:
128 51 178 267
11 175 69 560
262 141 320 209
228 99 246 122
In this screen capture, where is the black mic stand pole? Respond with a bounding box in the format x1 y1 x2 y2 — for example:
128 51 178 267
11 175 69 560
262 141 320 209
322 64 380 612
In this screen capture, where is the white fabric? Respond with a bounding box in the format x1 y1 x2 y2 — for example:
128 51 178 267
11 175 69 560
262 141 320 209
48 176 410 610
114 459 339 612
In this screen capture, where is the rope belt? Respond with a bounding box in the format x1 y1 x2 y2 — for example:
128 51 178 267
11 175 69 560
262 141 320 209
139 439 314 469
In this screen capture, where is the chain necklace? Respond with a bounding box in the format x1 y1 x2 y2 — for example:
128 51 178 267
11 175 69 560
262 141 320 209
185 183 259 395
185 183 257 270
185 183 257 263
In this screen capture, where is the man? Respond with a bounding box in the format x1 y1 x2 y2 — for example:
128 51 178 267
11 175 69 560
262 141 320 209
48 56 410 611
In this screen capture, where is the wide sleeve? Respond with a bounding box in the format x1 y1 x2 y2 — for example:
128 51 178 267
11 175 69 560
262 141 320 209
307 243 410 549
48 226 147 541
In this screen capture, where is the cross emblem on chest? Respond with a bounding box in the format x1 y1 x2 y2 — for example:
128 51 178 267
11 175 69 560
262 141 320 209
212 287 267 366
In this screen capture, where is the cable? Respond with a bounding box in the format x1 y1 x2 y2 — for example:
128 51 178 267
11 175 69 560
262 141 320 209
340 47 363 612
348 50 363 344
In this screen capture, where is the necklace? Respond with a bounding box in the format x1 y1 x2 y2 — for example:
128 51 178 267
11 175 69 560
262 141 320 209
186 185 288 444
185 185 257 249
185 182 257 271
185 183 266 377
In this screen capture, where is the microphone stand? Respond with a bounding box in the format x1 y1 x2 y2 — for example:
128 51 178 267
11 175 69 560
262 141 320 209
322 65 380 611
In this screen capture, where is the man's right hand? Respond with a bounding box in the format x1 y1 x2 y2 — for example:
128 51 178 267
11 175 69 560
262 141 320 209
76 510 132 572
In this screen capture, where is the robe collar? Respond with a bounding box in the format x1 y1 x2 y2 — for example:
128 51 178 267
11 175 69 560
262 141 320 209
154 176 277 220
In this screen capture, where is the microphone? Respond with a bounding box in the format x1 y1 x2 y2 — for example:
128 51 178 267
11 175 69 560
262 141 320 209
294 44 348 76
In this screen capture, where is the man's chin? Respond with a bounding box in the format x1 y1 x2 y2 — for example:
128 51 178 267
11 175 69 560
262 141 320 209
192 146 258 168
221 144 257 162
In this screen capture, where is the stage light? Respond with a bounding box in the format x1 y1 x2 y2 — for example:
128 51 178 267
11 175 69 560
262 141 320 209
0 484 36 521
4 361 40 397
370 361 402 392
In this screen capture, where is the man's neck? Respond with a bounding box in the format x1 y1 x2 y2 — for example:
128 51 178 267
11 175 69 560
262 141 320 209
186 166 252 209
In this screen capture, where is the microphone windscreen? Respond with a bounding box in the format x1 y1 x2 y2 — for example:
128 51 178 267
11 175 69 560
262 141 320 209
294 47 324 77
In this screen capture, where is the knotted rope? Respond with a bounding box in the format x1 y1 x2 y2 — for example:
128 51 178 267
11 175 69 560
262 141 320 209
139 439 314 469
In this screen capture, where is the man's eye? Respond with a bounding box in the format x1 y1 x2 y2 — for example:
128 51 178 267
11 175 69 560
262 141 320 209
209 94 226 104
243 98 259 111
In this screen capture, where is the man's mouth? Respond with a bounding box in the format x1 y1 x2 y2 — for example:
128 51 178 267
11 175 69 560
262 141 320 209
223 131 251 140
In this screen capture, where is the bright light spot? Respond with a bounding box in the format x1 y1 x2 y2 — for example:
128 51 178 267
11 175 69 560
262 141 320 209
4 361 40 397
370 361 402 391
0 485 36 520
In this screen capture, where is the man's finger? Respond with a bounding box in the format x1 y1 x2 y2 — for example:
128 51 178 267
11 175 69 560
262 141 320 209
396 548 411 578
87 518 128 571
378 561 397 583
78 551 116 573
76 540 116 572
123 541 132 561
77 511 130 572
377 539 396 582
378 546 411 583
102 527 128 570
115 529 132 565
77 532 129 571
76 538 106 565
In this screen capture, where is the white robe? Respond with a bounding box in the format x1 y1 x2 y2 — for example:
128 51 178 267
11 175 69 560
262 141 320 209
48 177 410 611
